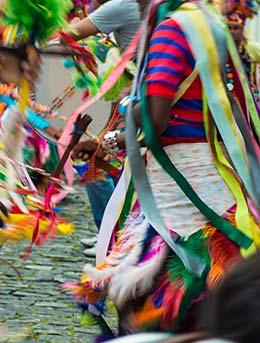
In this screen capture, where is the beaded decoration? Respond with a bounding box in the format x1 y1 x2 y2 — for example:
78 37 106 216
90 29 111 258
85 103 121 183
225 63 235 91
0 83 54 117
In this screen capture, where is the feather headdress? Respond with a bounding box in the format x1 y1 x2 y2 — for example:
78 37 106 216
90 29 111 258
2 0 72 45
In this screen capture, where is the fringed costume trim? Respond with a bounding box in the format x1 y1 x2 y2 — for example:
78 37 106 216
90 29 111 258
65 211 242 331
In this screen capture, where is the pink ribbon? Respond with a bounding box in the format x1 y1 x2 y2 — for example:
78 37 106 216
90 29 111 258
58 28 141 187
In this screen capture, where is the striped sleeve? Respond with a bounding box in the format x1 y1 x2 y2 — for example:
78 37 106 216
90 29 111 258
145 18 195 99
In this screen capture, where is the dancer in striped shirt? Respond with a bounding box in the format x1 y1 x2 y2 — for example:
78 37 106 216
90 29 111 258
69 0 259 336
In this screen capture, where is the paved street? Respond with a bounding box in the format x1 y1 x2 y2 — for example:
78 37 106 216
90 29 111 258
0 186 110 343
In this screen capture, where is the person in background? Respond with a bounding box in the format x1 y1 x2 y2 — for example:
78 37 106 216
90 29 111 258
62 0 145 257
0 51 40 87
69 0 259 335
0 0 41 96
69 0 91 21
64 0 144 53
221 1 260 103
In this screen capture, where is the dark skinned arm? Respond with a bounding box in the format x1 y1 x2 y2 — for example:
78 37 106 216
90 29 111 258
116 96 172 150
72 96 172 162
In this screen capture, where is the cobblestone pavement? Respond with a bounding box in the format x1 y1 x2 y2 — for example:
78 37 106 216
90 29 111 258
0 186 112 343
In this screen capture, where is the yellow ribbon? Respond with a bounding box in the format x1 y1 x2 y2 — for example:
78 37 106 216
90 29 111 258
19 45 38 115
173 67 198 105
173 3 258 253
182 3 246 152
203 92 256 256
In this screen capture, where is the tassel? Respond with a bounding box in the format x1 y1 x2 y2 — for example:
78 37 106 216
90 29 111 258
161 279 186 329
135 230 210 330
204 214 241 288
109 238 167 307
21 211 40 260
134 298 164 327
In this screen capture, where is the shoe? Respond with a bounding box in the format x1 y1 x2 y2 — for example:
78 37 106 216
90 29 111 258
88 225 98 235
83 246 96 258
81 237 97 248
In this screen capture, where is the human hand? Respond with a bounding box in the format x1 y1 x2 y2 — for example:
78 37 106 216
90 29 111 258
72 140 106 161
70 17 81 24
70 114 93 146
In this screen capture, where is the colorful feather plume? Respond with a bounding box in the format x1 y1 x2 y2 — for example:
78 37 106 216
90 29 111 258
0 106 32 212
0 0 77 255
134 230 210 331
0 212 74 245
203 213 241 288
3 0 72 45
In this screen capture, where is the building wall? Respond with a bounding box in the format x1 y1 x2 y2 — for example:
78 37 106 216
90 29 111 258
248 12 260 42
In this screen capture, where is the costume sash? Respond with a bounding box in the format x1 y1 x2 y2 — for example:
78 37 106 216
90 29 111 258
172 4 259 211
126 4 206 277
203 3 260 139
126 1 253 279
140 82 251 249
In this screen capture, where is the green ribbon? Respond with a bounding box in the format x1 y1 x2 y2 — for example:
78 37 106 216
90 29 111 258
140 82 252 249
156 0 183 26
198 3 260 209
172 6 258 212
126 9 206 276
204 3 260 139
119 178 135 230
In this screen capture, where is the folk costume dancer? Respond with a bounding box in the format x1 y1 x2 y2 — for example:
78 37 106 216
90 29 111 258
60 0 146 256
68 0 260 335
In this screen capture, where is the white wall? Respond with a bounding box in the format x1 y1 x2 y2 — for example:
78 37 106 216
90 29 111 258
248 11 260 42
36 54 112 137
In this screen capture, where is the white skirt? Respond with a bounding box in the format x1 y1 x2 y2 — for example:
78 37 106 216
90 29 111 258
146 143 235 239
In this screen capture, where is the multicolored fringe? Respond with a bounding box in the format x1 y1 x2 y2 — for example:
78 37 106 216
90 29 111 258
0 105 74 251
3 0 72 45
64 210 241 332
0 212 74 245
134 214 241 331
204 213 241 288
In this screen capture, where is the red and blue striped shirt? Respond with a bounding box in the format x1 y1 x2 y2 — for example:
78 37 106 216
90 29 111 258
146 18 206 146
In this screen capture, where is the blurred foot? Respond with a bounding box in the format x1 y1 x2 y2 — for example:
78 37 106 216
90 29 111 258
83 246 96 258
81 237 97 248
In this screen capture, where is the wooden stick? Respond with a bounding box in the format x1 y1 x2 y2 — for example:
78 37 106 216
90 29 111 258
53 114 92 178
0 45 95 59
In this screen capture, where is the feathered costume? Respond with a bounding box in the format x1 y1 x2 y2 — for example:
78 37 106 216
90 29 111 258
62 33 135 102
65 0 260 335
0 0 133 252
0 0 75 246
